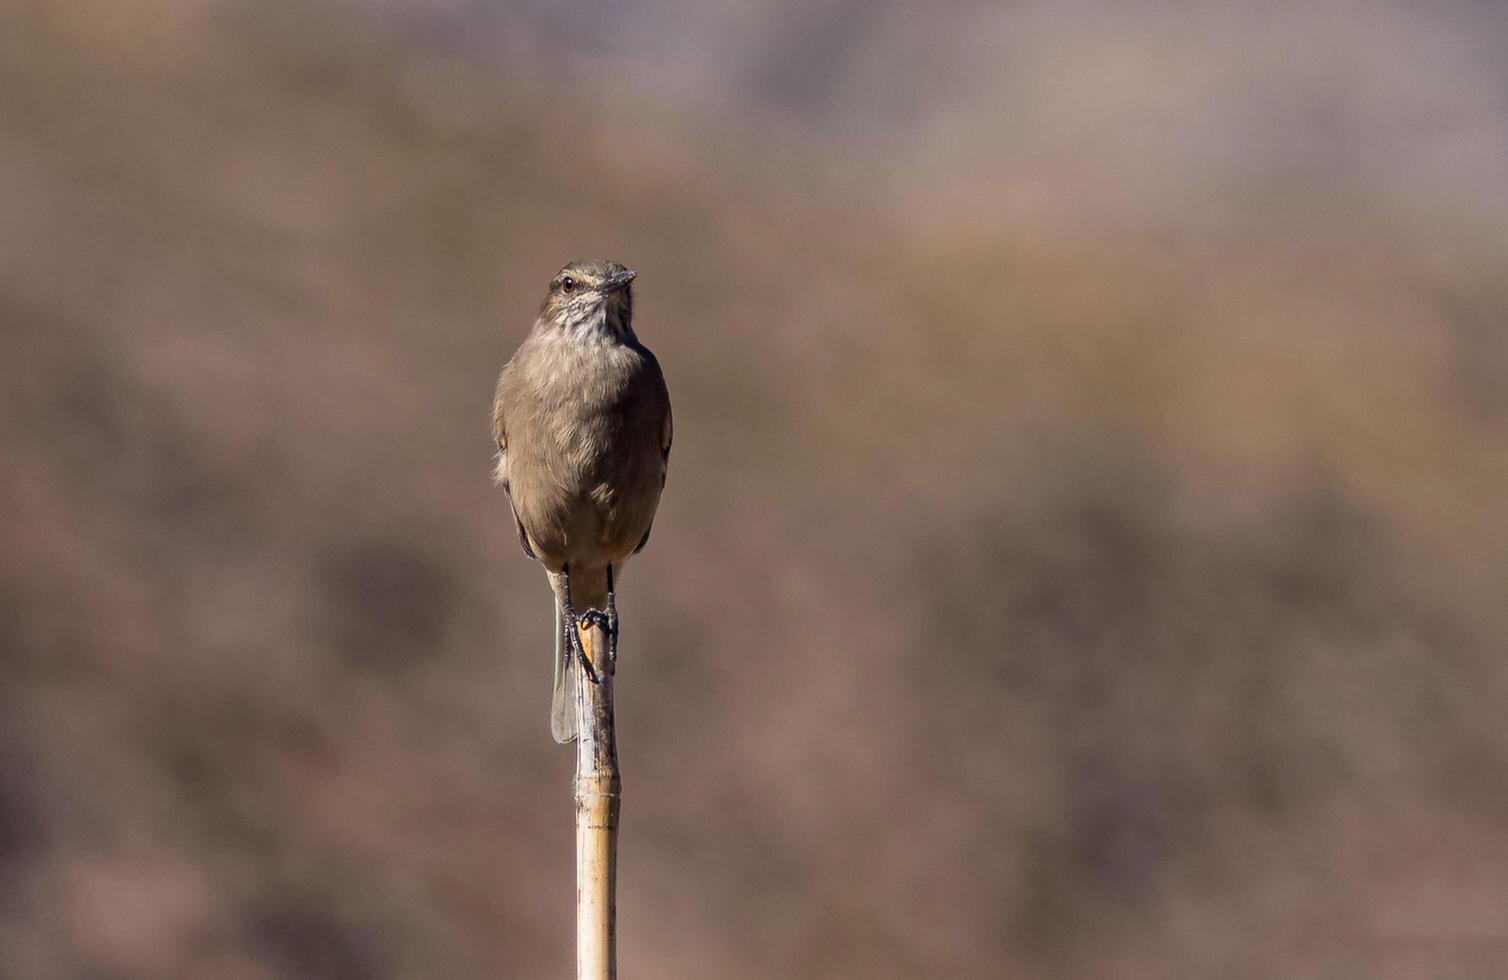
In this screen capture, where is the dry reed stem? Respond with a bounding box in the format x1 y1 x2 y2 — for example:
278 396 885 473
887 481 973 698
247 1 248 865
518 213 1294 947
573 622 619 980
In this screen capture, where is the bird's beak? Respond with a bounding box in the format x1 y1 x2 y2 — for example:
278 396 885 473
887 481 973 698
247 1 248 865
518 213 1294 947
605 269 637 291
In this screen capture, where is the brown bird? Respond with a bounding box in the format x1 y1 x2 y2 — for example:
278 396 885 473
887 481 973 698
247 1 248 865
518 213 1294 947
492 259 672 742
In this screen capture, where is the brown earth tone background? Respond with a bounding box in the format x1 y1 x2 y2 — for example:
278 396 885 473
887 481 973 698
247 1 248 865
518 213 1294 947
4 1 1508 977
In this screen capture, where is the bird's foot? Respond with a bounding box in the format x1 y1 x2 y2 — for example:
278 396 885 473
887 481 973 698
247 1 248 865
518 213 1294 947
577 608 613 634
559 567 599 685
561 614 598 686
606 566 618 675
575 608 618 677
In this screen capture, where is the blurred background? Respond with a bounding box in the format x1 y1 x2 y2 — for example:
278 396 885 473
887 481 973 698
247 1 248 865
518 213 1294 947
3 1 1508 977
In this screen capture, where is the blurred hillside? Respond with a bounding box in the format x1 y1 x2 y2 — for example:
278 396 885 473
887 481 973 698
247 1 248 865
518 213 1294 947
3 1 1508 978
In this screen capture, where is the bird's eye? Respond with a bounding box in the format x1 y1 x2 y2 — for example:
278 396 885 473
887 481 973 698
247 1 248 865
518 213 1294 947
560 276 576 292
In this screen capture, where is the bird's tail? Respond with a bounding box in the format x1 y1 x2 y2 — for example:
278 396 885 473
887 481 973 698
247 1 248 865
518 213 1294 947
550 596 580 743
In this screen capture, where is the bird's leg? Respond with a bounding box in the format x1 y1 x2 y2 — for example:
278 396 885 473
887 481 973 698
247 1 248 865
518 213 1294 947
605 565 618 674
559 564 599 685
574 566 620 676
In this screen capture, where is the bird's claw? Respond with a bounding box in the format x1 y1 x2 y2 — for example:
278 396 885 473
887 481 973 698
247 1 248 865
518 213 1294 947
574 608 618 677
576 609 614 634
562 617 598 685
559 565 620 683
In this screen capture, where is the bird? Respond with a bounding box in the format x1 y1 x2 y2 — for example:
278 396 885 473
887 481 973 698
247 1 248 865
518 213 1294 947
492 259 672 743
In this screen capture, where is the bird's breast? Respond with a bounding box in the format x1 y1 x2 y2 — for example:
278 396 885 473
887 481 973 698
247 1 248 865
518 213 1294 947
508 340 664 518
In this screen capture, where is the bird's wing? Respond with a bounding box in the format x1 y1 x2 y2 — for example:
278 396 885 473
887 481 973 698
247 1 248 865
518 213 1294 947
493 373 537 560
662 399 673 473
633 385 673 556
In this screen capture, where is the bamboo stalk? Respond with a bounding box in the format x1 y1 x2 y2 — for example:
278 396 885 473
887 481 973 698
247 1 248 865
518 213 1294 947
574 621 619 980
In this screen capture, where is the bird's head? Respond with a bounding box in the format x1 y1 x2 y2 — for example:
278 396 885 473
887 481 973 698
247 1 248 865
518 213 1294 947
538 259 637 342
